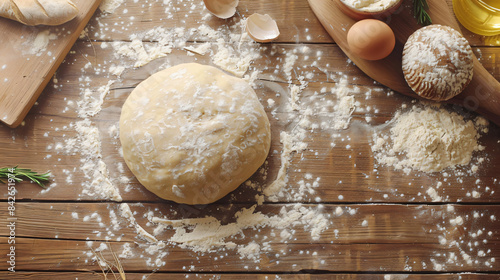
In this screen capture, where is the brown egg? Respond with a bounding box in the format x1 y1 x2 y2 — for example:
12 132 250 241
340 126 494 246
347 19 395 60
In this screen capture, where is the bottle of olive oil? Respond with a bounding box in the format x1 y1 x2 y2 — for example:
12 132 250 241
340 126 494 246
453 0 500 36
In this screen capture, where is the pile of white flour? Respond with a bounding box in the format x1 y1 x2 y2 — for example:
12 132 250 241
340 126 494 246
372 104 488 174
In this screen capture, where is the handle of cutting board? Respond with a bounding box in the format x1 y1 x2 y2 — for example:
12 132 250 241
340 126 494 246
453 57 500 126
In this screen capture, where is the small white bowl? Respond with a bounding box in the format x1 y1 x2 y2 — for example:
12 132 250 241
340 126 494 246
337 0 403 20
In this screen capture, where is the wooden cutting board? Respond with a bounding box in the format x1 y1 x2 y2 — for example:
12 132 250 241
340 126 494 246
0 0 102 128
308 0 500 127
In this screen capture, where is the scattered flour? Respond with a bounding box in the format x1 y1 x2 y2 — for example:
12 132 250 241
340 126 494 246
99 0 125 13
120 203 158 243
238 241 261 260
430 206 496 269
184 42 211 55
263 131 294 200
29 30 58 56
69 119 122 201
112 38 172 68
77 80 114 118
150 204 329 258
109 23 260 76
119 242 135 259
331 78 356 130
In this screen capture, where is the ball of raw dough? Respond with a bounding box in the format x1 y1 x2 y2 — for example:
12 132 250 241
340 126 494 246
119 63 271 205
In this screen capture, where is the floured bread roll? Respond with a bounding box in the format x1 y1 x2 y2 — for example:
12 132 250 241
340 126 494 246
120 63 271 205
0 0 78 26
402 25 473 101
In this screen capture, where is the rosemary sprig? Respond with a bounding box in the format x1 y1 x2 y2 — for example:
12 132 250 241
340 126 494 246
0 166 51 188
414 0 432 26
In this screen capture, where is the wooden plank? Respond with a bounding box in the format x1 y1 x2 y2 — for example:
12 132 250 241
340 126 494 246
3 272 500 280
0 237 499 272
0 0 103 128
0 202 499 244
2 272 500 280
0 203 498 272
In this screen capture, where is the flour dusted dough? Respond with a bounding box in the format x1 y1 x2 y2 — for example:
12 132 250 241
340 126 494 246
402 25 473 101
120 63 271 205
0 0 78 26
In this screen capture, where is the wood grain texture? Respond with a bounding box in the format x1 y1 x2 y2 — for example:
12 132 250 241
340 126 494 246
0 0 102 128
1 236 499 272
0 0 499 279
1 203 498 247
3 272 500 280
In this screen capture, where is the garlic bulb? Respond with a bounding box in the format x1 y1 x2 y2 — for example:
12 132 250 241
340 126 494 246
246 13 280 43
203 0 239 19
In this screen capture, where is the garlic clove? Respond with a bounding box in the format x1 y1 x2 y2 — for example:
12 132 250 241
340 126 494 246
203 0 239 19
246 13 280 43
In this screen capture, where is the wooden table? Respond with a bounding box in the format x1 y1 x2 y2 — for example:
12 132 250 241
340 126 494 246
1 0 499 279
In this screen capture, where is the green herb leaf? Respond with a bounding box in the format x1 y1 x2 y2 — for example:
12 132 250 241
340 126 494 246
414 0 432 26
0 166 51 188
